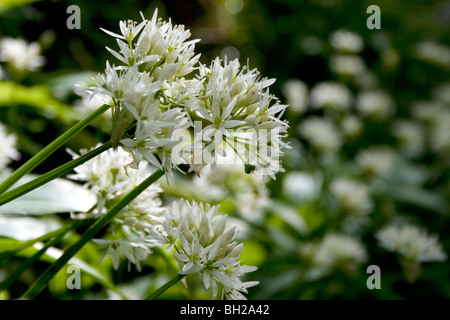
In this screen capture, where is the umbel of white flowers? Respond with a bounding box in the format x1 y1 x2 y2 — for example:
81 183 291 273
88 9 289 179
150 200 259 300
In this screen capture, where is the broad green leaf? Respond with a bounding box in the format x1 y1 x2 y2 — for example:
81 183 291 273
0 175 96 215
0 0 42 12
0 81 78 124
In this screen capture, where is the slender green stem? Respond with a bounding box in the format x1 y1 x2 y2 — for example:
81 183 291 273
21 169 165 299
0 104 111 195
0 221 86 262
145 274 186 300
0 141 113 207
0 221 80 290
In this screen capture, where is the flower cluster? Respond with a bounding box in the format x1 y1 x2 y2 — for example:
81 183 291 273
88 9 289 179
149 200 258 299
376 224 447 263
69 145 164 270
0 37 45 73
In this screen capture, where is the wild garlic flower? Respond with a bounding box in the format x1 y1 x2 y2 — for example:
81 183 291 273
340 115 363 138
151 200 258 300
192 159 268 221
392 120 425 157
329 54 366 77
0 37 45 72
0 122 20 173
299 117 343 151
69 145 164 270
281 79 308 114
93 239 151 271
330 178 372 215
356 90 396 119
356 146 396 177
188 57 289 178
414 40 450 69
301 233 367 279
309 81 353 111
377 224 447 263
329 29 364 53
88 10 288 179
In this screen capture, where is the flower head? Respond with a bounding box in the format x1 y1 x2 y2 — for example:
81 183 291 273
377 224 447 263
152 200 258 299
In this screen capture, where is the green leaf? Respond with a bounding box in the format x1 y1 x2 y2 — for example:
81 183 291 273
0 81 78 124
0 174 96 215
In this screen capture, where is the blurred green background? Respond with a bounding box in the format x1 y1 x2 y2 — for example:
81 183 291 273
0 0 449 300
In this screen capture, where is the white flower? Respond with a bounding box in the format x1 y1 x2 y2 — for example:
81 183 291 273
411 101 447 123
281 79 308 114
302 233 367 279
377 224 447 263
93 239 151 271
329 29 364 53
189 57 289 178
309 81 353 111
330 178 372 215
283 171 320 204
340 115 363 137
155 200 258 299
69 144 163 218
0 37 45 72
0 122 20 173
392 120 425 157
356 146 396 177
356 90 395 119
329 54 366 77
299 117 342 151
414 40 450 69
89 11 289 179
193 159 268 220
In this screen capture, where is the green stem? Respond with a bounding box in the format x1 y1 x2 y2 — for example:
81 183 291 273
21 169 165 299
0 141 113 207
0 104 111 195
145 274 186 300
0 221 86 262
0 221 80 290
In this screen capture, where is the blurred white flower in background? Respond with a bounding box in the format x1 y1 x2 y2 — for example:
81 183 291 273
356 146 396 177
377 224 447 263
283 171 320 204
0 122 20 173
0 37 45 72
309 81 353 111
329 54 366 77
392 120 425 158
299 117 343 151
301 233 367 280
282 79 308 114
414 40 450 69
356 90 395 119
330 178 372 215
340 115 363 138
329 29 364 53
